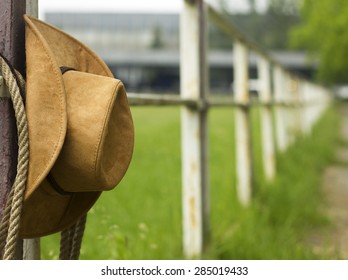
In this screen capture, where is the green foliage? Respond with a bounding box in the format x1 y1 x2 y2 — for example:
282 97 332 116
290 0 348 84
268 0 300 15
150 25 164 49
40 106 338 260
209 11 300 50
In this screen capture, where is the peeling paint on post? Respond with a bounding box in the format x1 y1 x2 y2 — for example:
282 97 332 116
257 56 276 181
180 0 209 258
233 41 252 206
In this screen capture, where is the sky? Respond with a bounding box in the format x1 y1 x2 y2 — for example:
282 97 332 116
38 0 269 18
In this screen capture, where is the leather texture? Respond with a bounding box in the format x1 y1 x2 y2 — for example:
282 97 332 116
20 15 134 238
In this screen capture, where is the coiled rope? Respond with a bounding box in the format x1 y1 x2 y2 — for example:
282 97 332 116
0 54 29 260
60 214 87 260
0 54 87 260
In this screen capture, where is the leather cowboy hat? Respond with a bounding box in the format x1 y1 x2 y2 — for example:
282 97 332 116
19 16 134 238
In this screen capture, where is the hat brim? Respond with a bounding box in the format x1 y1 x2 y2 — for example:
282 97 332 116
20 179 100 238
20 15 115 238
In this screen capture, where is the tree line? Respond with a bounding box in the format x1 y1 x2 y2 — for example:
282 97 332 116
212 0 348 85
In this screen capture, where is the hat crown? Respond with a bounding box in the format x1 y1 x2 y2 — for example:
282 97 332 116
51 71 134 192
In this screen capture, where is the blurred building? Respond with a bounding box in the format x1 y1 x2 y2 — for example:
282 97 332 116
46 13 179 51
46 13 316 94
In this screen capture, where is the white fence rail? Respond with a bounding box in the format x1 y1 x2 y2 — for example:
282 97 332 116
126 0 332 259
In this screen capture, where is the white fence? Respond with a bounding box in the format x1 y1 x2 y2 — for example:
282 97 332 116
127 0 331 258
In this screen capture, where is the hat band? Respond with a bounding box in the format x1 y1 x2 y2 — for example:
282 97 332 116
46 66 96 196
44 66 76 196
60 66 76 75
46 173 71 195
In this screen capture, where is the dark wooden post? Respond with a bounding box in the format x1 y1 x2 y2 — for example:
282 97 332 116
0 0 26 221
0 0 27 259
1 0 40 260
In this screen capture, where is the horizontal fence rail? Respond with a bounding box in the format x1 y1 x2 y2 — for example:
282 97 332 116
126 0 332 259
128 93 328 107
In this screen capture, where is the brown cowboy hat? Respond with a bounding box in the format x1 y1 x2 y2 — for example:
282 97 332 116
19 16 134 238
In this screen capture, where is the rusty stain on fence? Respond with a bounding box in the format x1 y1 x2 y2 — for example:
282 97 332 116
189 196 197 229
191 161 198 173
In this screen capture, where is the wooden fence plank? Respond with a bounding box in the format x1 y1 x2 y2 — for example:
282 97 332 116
180 0 209 258
0 0 26 226
0 0 27 259
233 41 252 206
22 0 40 260
257 56 276 180
273 66 289 152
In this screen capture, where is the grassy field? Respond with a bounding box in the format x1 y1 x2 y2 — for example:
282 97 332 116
40 105 339 260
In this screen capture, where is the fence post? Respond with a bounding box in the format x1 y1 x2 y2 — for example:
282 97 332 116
180 0 209 258
301 81 316 135
282 72 295 145
288 75 302 142
307 82 322 132
290 76 302 138
0 0 27 259
233 41 252 206
273 66 288 152
0 0 39 260
257 55 276 180
23 0 40 260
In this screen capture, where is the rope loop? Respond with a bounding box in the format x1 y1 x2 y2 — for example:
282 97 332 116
60 214 87 260
0 54 29 260
0 54 86 260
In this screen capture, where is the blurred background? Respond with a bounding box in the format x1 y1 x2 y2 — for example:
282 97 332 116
38 0 322 95
37 0 348 259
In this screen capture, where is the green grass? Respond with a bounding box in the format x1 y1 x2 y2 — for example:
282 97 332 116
40 105 339 260
208 106 338 260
